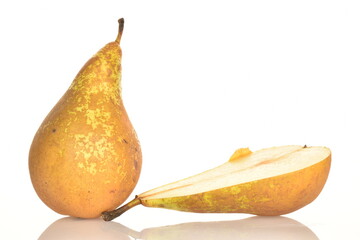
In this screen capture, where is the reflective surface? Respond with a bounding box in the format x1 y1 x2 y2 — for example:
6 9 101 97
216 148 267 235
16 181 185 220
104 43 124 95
39 218 132 240
39 216 318 240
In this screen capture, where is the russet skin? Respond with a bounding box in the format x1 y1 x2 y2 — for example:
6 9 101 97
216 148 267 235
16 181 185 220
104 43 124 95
29 19 142 218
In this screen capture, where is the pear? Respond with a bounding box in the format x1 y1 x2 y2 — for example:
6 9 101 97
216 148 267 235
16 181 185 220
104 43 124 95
29 18 142 218
102 145 330 221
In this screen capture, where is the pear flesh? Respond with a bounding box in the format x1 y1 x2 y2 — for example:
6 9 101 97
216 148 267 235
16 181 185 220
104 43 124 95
102 145 330 221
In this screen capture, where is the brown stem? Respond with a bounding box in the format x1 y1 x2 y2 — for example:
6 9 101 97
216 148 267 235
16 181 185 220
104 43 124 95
115 18 125 43
102 196 141 221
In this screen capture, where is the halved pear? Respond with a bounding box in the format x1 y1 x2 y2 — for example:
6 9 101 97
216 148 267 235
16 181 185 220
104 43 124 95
102 145 331 221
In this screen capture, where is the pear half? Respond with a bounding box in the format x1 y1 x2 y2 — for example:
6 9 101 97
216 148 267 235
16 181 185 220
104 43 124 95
102 145 331 221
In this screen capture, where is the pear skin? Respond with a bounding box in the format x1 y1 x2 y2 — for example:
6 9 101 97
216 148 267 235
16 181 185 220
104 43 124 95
102 145 330 221
29 19 142 218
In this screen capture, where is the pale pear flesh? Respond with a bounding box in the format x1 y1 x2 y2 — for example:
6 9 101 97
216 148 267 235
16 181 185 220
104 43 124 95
140 145 329 199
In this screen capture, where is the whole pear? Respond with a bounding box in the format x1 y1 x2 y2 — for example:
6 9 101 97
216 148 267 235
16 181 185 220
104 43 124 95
29 18 142 218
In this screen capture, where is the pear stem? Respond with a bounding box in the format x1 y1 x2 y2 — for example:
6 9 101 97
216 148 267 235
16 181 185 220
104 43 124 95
115 18 125 44
102 196 141 221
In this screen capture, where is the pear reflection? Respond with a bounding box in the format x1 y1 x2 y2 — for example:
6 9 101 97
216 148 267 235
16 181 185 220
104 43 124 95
136 216 319 240
38 217 131 240
40 216 318 240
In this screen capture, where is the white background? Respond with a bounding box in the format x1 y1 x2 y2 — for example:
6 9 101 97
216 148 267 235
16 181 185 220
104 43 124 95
1 0 359 239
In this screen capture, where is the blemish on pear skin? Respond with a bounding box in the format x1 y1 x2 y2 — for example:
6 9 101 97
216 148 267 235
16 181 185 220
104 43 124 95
78 162 85 169
85 108 112 130
52 129 56 133
132 175 137 183
88 163 98 175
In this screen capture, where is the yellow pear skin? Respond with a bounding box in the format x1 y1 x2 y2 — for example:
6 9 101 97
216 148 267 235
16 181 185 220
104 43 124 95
102 146 330 221
29 19 142 218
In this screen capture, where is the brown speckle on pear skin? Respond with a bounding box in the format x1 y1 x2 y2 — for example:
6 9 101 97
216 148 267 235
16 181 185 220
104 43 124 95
134 159 138 170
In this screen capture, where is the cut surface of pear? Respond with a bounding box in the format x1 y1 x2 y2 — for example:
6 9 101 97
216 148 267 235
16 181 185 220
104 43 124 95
141 145 327 199
102 145 331 221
